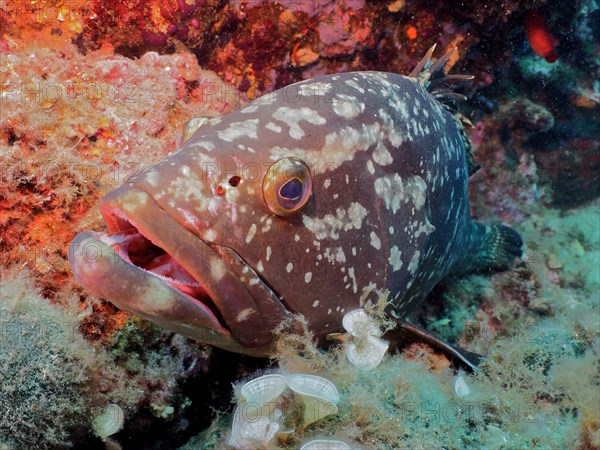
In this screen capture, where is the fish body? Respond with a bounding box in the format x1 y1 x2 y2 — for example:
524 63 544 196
70 49 522 357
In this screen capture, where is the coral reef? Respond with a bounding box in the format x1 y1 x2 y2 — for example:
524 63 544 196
0 36 234 327
471 0 600 207
62 0 570 99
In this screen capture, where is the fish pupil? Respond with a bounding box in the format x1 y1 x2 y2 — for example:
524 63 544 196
280 177 303 200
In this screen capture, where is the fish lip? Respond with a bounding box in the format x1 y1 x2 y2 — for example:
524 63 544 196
70 230 230 337
92 185 280 348
85 230 225 325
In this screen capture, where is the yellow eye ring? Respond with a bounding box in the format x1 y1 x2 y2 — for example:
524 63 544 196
263 158 312 216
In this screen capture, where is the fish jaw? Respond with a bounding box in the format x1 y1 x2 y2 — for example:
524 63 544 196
70 230 246 352
69 185 286 353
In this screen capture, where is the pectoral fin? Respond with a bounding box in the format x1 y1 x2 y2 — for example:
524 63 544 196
384 319 484 372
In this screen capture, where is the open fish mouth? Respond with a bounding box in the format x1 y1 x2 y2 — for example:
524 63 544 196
69 186 287 354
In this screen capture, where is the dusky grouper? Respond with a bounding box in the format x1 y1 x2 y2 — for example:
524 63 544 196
69 46 522 368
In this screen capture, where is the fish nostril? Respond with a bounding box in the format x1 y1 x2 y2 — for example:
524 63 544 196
215 185 225 196
228 176 241 187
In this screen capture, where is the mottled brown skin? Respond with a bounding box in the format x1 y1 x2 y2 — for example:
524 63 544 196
70 66 522 358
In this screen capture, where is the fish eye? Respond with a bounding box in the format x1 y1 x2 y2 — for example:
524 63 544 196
263 158 312 216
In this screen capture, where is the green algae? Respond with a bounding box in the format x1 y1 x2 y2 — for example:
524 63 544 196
0 270 93 448
194 204 599 449
520 206 600 296
0 269 206 449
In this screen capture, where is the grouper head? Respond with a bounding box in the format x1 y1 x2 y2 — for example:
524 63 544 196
70 117 309 354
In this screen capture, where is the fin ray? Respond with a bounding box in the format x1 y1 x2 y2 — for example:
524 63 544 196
457 223 524 275
384 319 484 372
408 44 436 78
428 47 456 78
409 45 480 175
408 46 470 112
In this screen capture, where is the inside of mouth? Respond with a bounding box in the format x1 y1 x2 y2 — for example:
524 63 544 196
100 224 224 323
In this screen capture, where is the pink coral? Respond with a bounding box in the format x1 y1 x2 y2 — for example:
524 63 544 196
0 37 234 305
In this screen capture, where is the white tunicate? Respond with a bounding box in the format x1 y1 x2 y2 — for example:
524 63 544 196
300 439 352 450
240 373 287 406
454 375 471 398
342 309 389 370
342 309 382 337
92 404 124 440
240 416 280 445
287 374 340 403
287 374 340 425
347 335 389 371
229 406 280 450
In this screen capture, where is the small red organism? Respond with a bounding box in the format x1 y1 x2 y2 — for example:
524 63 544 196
525 10 559 63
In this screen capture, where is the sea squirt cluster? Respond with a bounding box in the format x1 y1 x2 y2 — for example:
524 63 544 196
230 373 342 449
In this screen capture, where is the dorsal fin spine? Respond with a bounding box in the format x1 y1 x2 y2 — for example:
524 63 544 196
409 45 480 175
